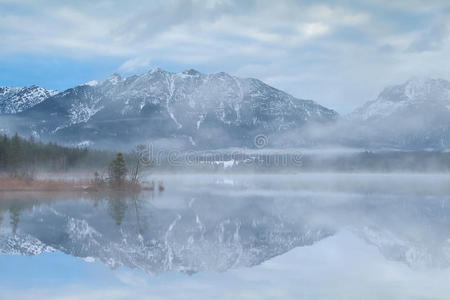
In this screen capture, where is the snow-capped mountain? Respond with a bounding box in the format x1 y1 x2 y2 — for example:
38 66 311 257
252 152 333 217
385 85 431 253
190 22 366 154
0 85 58 114
6 68 337 148
346 77 450 149
4 74 450 150
352 77 450 121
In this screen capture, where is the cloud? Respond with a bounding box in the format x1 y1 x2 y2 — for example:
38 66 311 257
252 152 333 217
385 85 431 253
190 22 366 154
0 1 369 56
119 57 152 72
1 0 450 112
407 18 450 52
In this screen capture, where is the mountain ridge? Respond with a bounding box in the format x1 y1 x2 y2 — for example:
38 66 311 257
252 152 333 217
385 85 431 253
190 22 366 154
345 77 450 149
1 68 338 149
351 77 450 121
0 85 58 114
3 72 450 150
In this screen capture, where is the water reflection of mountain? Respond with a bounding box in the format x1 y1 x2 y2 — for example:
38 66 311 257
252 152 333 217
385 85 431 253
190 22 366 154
0 192 333 274
1 185 450 272
353 194 450 269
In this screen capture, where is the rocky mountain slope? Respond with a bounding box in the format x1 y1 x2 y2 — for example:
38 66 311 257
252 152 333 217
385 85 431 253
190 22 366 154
346 77 450 149
1 68 338 149
4 73 450 150
0 85 58 114
352 77 450 121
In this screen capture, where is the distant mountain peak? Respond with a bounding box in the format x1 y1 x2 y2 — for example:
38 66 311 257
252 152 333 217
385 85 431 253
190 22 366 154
182 69 201 76
0 85 58 114
106 73 123 85
351 77 450 122
148 67 164 74
378 77 450 103
345 77 450 149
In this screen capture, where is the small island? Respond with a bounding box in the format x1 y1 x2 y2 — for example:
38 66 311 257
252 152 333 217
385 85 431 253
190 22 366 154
0 133 161 193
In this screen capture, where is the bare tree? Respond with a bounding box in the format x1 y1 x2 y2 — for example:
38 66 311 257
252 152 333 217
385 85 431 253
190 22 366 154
130 144 148 183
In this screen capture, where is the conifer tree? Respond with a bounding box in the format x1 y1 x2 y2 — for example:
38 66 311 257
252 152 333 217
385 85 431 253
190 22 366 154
109 153 128 187
9 133 22 176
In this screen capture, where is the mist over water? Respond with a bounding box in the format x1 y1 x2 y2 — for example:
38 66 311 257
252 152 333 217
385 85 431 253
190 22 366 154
1 173 450 299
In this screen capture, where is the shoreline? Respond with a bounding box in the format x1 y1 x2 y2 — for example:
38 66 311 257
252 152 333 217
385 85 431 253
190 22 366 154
0 177 148 193
0 177 90 192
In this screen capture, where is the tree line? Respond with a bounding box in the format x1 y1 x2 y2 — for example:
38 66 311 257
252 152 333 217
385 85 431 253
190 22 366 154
0 133 115 176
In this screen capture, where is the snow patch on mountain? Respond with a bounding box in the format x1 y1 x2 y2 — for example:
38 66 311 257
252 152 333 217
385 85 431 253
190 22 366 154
105 73 123 85
83 80 99 87
0 85 58 114
0 234 55 256
69 102 104 125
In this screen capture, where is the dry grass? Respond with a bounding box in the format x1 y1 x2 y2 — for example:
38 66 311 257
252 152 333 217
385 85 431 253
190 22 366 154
0 177 91 192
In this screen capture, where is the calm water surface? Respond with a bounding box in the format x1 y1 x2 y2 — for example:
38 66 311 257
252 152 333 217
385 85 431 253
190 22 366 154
1 173 450 300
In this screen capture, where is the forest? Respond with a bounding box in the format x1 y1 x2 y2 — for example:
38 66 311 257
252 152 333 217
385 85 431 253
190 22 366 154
0 133 114 176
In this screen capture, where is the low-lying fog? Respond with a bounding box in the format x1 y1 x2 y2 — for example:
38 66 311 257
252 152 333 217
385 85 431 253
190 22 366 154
2 173 450 299
151 172 450 196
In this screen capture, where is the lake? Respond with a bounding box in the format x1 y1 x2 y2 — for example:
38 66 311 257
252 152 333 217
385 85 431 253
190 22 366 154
1 173 450 299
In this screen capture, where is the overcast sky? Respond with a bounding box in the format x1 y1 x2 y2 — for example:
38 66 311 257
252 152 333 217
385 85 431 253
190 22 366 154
1 0 450 113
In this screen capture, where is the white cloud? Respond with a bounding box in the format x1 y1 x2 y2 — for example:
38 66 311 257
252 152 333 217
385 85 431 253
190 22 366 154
0 0 449 112
301 22 330 37
119 57 152 72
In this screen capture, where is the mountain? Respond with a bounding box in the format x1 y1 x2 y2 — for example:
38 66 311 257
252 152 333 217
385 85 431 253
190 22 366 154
0 85 58 114
347 77 450 149
352 77 450 121
3 75 450 150
2 68 337 149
